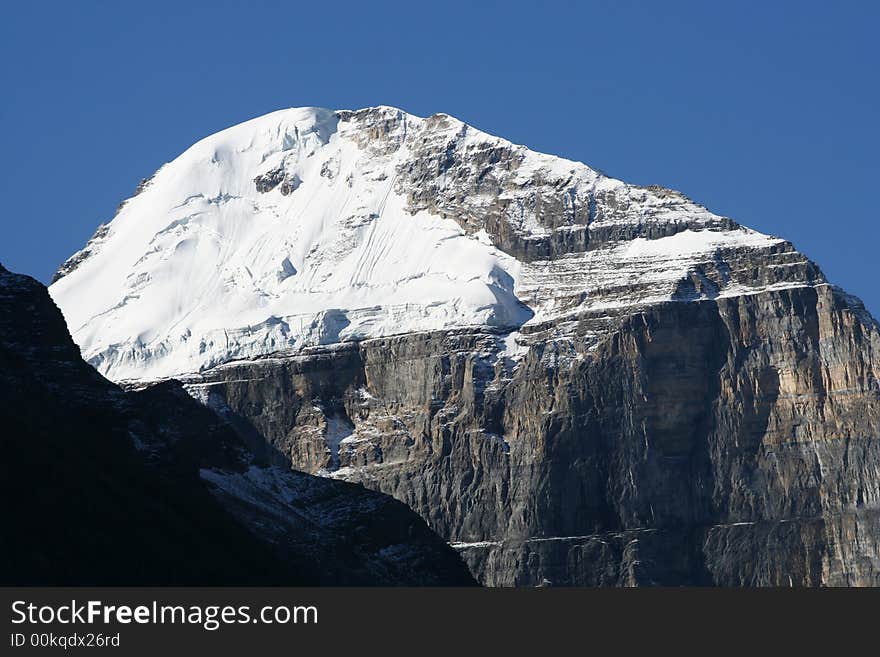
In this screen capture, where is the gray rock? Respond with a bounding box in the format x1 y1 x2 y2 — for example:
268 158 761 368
185 280 880 586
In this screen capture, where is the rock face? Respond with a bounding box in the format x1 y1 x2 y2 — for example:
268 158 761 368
181 285 880 586
0 264 475 586
48 106 880 586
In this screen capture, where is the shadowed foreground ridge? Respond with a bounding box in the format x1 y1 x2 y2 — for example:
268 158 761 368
0 264 475 585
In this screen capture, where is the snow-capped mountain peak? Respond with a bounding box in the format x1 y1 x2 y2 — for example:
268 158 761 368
49 106 807 381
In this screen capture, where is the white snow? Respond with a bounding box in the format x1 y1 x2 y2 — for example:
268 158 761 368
449 540 502 549
49 107 530 381
324 415 354 469
622 228 779 258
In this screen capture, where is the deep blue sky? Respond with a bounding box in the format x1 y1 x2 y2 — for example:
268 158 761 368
2 1 877 313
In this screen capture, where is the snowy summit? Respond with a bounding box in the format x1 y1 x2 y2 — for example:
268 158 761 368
49 106 799 381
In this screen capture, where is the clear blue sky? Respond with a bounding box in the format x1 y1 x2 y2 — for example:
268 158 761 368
2 1 877 313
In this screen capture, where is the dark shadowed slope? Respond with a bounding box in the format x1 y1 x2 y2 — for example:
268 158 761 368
0 264 475 585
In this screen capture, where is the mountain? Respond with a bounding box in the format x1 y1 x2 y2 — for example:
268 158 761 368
50 106 769 383
0 264 476 585
49 106 880 585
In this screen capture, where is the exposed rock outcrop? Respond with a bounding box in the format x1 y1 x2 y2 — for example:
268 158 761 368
183 282 880 586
